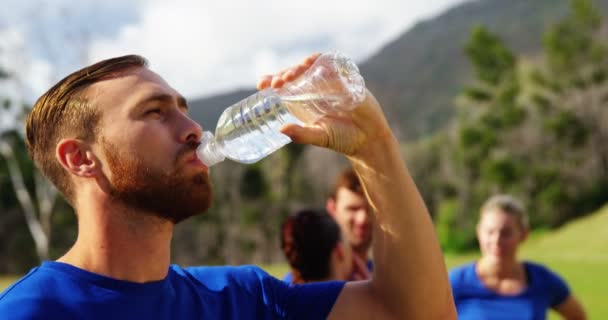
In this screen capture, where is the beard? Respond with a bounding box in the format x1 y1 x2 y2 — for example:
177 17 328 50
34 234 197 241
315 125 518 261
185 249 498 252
102 138 212 224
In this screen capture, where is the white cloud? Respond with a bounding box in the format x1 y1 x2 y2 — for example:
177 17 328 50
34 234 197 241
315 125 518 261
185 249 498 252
2 0 469 101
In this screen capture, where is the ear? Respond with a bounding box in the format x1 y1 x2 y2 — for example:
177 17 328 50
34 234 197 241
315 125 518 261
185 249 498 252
326 198 337 217
56 139 99 178
333 242 346 261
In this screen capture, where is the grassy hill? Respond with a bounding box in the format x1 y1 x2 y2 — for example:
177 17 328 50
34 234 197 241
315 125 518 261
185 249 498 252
521 204 608 261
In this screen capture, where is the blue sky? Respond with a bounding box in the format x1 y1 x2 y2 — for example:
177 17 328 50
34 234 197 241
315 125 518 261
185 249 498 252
0 0 469 102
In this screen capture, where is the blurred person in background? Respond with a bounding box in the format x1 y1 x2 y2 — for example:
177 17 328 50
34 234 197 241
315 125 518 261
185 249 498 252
283 168 373 283
326 168 374 277
280 209 355 284
449 194 586 320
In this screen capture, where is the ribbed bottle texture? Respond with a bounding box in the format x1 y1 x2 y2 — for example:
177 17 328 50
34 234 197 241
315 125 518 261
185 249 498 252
196 51 365 166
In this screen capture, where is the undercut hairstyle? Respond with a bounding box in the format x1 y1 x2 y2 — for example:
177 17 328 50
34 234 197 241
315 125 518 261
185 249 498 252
280 209 342 284
26 55 148 202
329 167 363 199
480 194 529 230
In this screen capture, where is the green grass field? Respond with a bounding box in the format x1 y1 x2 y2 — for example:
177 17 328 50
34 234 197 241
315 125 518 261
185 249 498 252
2 206 606 318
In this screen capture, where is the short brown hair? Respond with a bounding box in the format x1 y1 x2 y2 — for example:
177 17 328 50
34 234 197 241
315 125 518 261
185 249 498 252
26 55 148 202
329 168 363 199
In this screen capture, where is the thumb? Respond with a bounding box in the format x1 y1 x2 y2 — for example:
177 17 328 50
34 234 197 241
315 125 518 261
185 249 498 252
280 123 329 147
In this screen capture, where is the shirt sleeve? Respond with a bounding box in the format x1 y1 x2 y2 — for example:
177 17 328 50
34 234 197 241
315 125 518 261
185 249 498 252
282 271 293 283
249 266 345 320
539 265 571 307
448 264 468 303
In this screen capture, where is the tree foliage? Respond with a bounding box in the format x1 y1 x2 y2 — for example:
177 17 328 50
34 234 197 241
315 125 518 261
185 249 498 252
425 0 608 251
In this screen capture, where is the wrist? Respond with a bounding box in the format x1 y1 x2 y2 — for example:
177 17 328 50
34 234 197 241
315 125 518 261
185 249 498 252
348 130 400 167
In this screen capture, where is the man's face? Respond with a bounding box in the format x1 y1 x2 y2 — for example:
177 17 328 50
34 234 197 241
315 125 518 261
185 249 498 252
89 67 211 223
328 187 372 253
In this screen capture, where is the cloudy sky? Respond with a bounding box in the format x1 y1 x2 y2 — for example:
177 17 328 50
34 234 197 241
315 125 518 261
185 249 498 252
0 0 469 102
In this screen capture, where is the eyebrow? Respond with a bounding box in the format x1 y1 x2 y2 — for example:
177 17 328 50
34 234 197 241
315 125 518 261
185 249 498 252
137 92 189 111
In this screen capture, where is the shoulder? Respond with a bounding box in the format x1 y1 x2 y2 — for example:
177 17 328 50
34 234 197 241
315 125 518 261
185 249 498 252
448 262 480 300
524 261 554 273
524 261 571 306
177 264 278 293
524 261 569 288
448 262 476 286
0 266 52 301
524 261 566 284
179 264 272 281
0 266 71 318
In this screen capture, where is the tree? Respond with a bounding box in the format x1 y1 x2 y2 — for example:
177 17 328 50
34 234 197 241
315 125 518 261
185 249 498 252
0 3 93 262
527 0 608 223
430 0 608 250
433 25 525 249
0 95 58 262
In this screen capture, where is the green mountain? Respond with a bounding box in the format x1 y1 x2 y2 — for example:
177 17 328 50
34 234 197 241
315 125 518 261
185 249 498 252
189 0 608 140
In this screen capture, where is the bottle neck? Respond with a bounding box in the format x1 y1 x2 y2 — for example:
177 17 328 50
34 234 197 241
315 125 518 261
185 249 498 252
196 131 225 167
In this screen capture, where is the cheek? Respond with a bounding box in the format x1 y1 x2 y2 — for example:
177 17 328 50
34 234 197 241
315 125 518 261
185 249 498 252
503 236 520 247
336 210 352 224
478 234 495 249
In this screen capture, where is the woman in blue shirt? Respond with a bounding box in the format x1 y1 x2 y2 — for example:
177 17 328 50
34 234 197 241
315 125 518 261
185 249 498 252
449 194 586 320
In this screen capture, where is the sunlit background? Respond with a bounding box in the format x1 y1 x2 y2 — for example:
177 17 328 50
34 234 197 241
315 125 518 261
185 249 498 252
1 0 607 319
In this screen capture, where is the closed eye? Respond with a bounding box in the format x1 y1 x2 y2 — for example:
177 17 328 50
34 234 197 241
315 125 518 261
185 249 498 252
145 108 162 116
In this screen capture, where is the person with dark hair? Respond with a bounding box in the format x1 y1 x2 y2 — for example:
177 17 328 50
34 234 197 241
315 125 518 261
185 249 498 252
281 209 353 284
449 194 586 320
283 168 372 283
0 53 456 319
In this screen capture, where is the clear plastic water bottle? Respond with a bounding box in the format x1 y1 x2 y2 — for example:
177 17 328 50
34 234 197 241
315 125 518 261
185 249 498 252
196 51 366 166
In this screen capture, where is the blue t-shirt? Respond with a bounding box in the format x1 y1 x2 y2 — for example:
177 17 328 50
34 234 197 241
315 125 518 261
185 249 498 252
282 260 374 283
449 261 570 320
0 261 345 319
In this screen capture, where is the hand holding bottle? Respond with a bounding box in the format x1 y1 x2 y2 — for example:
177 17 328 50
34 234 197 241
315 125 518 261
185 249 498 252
197 51 379 166
258 53 394 160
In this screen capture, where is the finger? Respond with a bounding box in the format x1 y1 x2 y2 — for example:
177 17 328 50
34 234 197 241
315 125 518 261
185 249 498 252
281 67 298 82
284 53 320 81
282 64 308 82
259 53 320 89
270 75 285 88
280 123 328 147
302 53 321 67
257 75 273 90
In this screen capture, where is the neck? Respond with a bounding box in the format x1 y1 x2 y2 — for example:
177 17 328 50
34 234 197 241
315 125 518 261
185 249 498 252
59 191 174 283
354 247 369 262
477 256 521 278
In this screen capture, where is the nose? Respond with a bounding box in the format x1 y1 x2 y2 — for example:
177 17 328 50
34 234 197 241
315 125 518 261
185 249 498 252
354 209 370 226
179 113 203 143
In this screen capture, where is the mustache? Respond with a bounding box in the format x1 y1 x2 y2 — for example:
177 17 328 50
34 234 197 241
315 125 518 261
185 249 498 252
175 140 201 163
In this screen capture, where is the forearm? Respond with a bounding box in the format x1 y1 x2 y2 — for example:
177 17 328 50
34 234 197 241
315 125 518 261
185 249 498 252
348 134 456 319
555 295 587 320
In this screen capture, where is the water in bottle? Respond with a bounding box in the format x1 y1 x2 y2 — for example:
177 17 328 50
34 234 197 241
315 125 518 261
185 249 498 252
196 51 366 166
